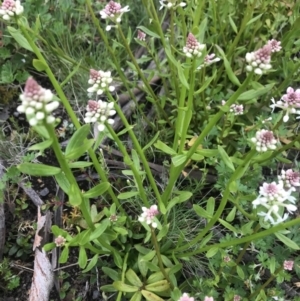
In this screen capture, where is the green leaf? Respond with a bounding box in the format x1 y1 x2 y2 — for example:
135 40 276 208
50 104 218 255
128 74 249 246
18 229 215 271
164 45 179 67
167 191 192 211
219 218 238 233
215 45 241 86
142 131 160 151
194 71 216 94
102 267 120 281
156 224 169 241
43 242 56 252
18 163 61 176
32 59 48 72
126 269 143 287
68 161 93 168
32 125 50 139
113 281 139 293
78 246 87 269
199 232 213 248
55 172 70 194
226 206 236 222
171 154 187 167
275 232 300 250
90 219 110 241
141 290 164 301
65 124 91 157
130 292 142 301
7 26 33 52
65 139 94 160
246 13 263 26
228 15 238 33
59 246 69 264
218 145 235 171
117 191 139 199
28 139 53 151
206 247 219 258
82 254 98 273
269 256 276 274
236 265 245 279
145 280 170 293
137 26 160 39
100 284 117 292
177 63 189 90
193 204 211 219
206 197 215 216
238 83 275 101
84 182 110 198
68 184 82 206
154 140 176 155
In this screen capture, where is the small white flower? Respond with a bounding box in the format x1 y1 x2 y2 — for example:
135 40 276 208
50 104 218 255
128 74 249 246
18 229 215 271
0 0 24 20
183 33 206 58
159 0 186 10
251 129 277 152
138 205 159 228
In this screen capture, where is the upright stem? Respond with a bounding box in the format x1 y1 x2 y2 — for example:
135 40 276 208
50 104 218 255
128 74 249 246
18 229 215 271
18 23 122 211
151 228 173 288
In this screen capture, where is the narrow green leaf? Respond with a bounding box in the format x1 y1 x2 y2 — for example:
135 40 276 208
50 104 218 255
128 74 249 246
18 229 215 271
228 15 238 33
32 59 48 72
236 265 245 279
177 63 189 90
218 145 235 171
82 254 98 273
157 224 169 241
193 204 211 219
55 172 70 194
154 140 176 155
90 219 110 241
130 292 142 301
206 247 219 258
65 124 91 156
68 184 82 206
59 246 69 264
117 191 139 199
113 281 139 293
171 154 187 167
102 267 120 281
28 139 53 151
164 45 179 67
226 206 237 222
78 246 87 269
65 139 94 160
126 269 143 287
137 26 160 39
142 131 160 151
18 163 61 176
206 197 215 216
238 83 275 101
275 232 300 250
219 218 238 233
215 45 241 86
7 26 33 52
141 290 164 301
68 161 93 168
84 182 110 198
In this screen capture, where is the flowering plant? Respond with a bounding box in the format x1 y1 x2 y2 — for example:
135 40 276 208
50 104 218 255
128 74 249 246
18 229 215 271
1 0 300 300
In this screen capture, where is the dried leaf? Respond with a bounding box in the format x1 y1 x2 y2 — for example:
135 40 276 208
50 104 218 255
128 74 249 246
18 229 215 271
29 248 54 301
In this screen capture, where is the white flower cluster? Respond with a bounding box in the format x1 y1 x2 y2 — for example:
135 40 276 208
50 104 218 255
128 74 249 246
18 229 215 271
0 0 23 20
99 1 129 31
251 129 277 152
278 169 300 190
245 44 272 75
270 87 300 122
253 182 297 224
138 205 159 228
84 100 115 132
87 69 115 95
230 104 244 115
183 33 206 58
159 0 186 10
17 77 59 126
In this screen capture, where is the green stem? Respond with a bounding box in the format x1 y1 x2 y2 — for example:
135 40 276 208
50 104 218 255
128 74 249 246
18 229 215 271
45 124 94 229
106 124 149 207
116 25 171 126
174 148 256 253
249 266 283 300
178 60 197 153
151 228 173 288
162 73 253 203
18 22 122 211
175 218 300 258
106 93 163 210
